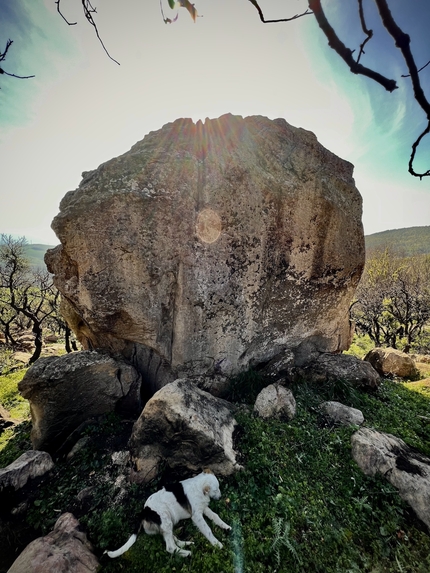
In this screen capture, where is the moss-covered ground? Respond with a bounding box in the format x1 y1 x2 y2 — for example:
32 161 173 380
1 366 430 572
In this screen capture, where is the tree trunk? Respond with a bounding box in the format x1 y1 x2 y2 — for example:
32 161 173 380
29 321 43 364
64 324 72 353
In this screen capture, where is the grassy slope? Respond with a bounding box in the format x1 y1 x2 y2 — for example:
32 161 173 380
23 244 55 270
365 226 430 256
1 369 430 573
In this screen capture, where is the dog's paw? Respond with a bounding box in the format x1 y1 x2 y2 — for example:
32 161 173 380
213 540 223 549
177 549 192 557
222 524 232 531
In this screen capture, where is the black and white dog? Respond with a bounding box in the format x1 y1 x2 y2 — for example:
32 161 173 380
106 470 231 558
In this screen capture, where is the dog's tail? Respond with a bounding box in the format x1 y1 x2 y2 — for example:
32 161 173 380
105 533 137 558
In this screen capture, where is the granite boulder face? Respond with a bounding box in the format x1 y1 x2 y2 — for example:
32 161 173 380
46 114 365 393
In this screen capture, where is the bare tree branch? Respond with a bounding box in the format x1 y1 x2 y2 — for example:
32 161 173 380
308 0 397 92
374 0 430 178
246 0 312 23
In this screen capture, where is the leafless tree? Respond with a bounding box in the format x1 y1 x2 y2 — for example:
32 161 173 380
351 249 430 351
0 235 58 364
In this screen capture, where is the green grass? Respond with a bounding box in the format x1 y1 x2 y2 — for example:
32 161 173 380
1 367 430 572
0 369 31 467
344 334 374 359
0 369 30 420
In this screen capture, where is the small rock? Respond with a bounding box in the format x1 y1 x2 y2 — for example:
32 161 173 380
0 451 54 492
254 384 296 420
320 401 364 426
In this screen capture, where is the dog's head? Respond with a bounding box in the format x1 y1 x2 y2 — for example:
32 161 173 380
202 472 222 500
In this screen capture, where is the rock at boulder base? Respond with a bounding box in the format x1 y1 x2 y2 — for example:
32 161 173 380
46 114 365 394
129 379 240 483
18 351 141 453
7 513 99 573
301 353 380 389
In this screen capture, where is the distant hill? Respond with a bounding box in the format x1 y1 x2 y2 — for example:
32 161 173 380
24 244 55 270
365 226 430 257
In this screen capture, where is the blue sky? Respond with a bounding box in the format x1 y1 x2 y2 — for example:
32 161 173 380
1 0 429 244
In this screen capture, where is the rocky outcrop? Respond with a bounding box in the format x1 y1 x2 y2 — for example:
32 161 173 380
46 114 365 394
254 384 296 420
7 513 99 573
129 379 240 483
364 347 419 379
0 451 54 492
300 353 380 389
351 427 430 531
320 401 364 426
19 351 141 453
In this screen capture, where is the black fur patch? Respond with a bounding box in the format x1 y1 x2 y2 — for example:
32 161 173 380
164 482 192 514
142 506 162 526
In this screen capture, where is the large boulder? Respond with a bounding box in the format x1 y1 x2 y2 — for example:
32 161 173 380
351 427 430 531
19 351 141 453
46 114 364 394
364 347 419 379
7 513 99 573
128 379 240 483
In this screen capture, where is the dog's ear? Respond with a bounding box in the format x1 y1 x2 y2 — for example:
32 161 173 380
203 484 211 496
203 468 214 475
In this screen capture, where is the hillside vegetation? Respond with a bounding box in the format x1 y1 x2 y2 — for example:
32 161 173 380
365 226 430 257
23 244 55 270
1 368 430 572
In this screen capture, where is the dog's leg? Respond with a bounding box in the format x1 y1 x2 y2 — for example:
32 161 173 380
173 535 194 548
191 514 223 548
162 527 192 557
203 507 231 530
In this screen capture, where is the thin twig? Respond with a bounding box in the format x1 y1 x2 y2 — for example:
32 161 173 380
402 59 430 78
56 0 119 65
356 0 373 64
0 39 35 84
408 122 430 179
247 0 312 23
55 0 77 25
81 0 120 65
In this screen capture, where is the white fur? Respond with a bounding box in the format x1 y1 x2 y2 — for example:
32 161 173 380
107 471 230 558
